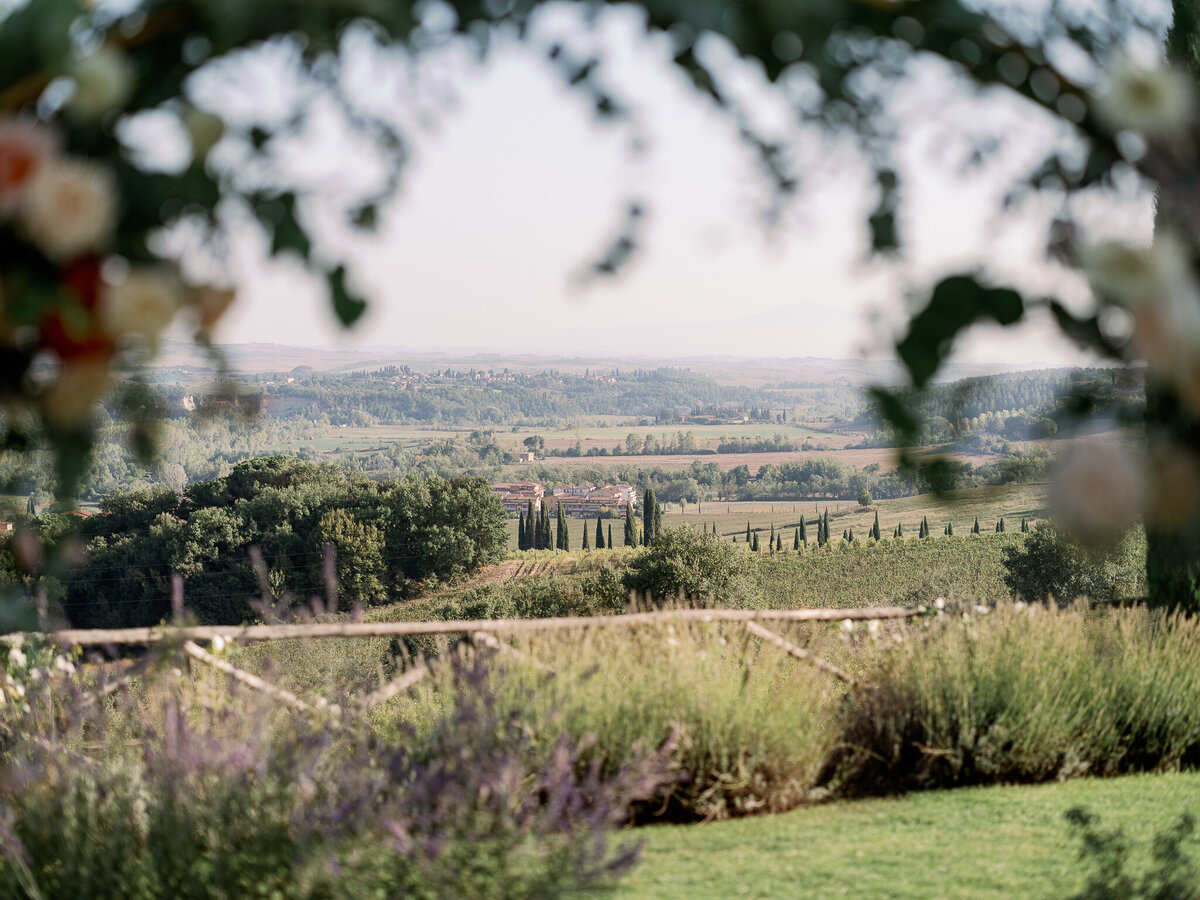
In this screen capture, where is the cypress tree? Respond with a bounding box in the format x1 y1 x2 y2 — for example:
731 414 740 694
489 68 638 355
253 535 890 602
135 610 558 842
643 488 657 546
973 516 981 534
526 501 536 548
823 509 831 546
769 523 775 552
25 495 35 517
1021 517 1029 533
556 503 567 551
608 524 613 549
793 528 800 551
518 511 526 550
624 503 636 547
897 521 903 538
998 517 1006 533
652 499 662 544
799 514 807 546
751 532 760 552
582 519 590 550
872 510 880 541
848 527 854 542
842 528 848 541
947 521 954 536
776 533 782 552
893 525 899 538
596 517 605 549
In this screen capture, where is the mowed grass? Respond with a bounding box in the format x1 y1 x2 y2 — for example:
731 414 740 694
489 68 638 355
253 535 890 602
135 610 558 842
616 772 1200 900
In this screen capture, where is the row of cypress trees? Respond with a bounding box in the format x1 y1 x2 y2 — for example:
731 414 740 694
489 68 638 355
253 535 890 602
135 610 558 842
729 510 1032 548
516 498 654 551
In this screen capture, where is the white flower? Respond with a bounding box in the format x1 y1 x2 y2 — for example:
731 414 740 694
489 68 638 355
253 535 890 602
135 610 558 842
183 107 224 160
67 46 136 120
1082 235 1190 310
1094 57 1193 135
1130 273 1200 385
8 646 26 669
100 267 183 339
21 157 117 260
934 597 946 610
0 118 56 217
1051 442 1146 544
841 618 854 632
211 634 226 655
41 357 111 426
53 655 75 674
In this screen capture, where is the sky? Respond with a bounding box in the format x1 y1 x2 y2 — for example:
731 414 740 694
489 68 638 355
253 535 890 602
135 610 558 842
192 2 1165 367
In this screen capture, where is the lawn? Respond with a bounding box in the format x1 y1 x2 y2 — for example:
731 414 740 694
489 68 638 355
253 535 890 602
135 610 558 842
616 772 1200 899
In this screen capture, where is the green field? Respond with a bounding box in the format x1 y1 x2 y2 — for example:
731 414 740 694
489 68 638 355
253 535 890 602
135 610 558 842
616 772 1200 899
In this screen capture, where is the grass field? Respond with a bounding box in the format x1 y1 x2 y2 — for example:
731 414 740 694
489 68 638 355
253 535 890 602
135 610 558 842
504 483 1049 551
616 772 1200 899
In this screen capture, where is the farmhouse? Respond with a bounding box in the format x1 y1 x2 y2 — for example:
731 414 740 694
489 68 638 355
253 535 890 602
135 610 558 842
491 481 544 514
551 483 637 517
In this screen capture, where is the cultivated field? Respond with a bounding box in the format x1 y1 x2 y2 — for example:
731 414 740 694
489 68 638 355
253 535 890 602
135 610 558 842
503 483 1049 551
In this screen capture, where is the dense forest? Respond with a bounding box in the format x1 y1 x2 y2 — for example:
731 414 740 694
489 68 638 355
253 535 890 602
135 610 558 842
7 458 509 629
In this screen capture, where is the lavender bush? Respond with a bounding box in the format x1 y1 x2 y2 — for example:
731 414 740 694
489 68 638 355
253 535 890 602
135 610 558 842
0 654 673 899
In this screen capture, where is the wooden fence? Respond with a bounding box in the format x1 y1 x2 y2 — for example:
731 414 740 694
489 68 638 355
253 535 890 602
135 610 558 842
2 605 926 717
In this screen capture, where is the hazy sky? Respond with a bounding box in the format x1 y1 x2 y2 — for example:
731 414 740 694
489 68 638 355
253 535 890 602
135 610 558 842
198 3 1163 366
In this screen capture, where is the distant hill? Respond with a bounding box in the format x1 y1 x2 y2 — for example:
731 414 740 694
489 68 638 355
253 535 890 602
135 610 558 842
150 340 1042 388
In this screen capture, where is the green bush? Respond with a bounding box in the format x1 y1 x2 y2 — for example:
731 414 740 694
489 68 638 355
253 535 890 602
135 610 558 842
0 656 668 899
1002 521 1146 604
623 527 758 606
390 617 842 821
829 603 1200 794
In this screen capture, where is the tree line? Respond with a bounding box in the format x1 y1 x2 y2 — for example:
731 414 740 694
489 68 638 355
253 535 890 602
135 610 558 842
2 457 509 629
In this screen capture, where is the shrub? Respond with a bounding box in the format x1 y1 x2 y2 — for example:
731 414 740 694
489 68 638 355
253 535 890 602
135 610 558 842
390 617 842 821
1002 521 1146 604
0 655 670 899
623 527 758 606
827 603 1200 794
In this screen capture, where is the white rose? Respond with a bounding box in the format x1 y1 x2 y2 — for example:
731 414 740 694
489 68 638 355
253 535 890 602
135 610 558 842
1051 443 1145 544
0 118 57 217
21 157 117 260
1082 234 1190 310
1093 57 1193 136
67 46 136 120
101 267 183 339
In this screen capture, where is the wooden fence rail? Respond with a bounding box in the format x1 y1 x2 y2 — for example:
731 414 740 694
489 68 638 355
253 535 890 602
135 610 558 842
3 605 923 648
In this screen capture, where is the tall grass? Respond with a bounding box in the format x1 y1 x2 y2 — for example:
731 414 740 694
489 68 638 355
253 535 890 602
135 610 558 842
829 603 1200 793
385 616 844 820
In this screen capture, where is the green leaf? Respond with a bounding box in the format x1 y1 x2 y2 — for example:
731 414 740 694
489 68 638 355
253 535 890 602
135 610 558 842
328 266 367 328
897 275 1024 388
269 193 311 261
